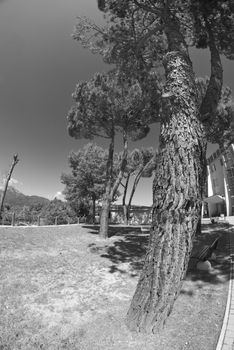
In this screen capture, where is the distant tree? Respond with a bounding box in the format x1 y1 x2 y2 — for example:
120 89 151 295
121 148 156 225
27 202 47 224
61 143 109 224
29 202 45 215
68 198 90 219
0 154 19 224
42 199 76 225
67 69 160 238
18 206 32 224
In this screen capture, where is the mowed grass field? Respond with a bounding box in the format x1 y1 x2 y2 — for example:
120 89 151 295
0 223 232 350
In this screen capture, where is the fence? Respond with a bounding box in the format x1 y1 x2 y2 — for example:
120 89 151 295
0 213 87 227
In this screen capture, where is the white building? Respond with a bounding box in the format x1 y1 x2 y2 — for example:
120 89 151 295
205 145 234 217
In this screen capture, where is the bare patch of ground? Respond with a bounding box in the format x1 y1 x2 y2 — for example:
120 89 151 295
0 223 231 349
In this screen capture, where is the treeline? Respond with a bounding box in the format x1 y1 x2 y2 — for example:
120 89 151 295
61 143 156 227
1 199 87 226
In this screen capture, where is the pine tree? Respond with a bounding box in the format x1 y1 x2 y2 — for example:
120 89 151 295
67 69 160 237
62 143 110 224
92 0 234 332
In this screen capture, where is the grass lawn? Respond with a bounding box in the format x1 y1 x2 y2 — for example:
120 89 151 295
0 223 232 350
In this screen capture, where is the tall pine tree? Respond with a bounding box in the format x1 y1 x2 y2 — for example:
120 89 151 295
92 0 234 332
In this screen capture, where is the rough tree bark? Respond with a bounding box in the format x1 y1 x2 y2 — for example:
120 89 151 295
0 154 19 224
125 11 207 333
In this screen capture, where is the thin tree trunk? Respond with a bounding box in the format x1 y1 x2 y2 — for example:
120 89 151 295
99 134 114 238
99 196 111 236
99 130 129 237
110 131 128 199
122 173 130 225
125 170 143 225
128 170 143 208
0 154 19 223
126 10 207 333
127 155 155 216
123 204 130 225
92 197 96 224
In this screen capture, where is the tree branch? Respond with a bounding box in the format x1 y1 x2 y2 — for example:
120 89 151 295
122 173 130 207
111 131 128 200
133 0 163 15
119 181 126 188
200 20 223 123
128 155 155 207
136 22 164 52
0 154 19 221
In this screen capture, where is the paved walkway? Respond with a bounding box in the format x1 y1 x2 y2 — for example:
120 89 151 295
216 223 234 350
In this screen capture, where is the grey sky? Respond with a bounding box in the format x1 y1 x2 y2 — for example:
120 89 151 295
0 0 233 205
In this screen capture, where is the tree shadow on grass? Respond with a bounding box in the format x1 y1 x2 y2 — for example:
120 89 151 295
82 225 143 237
100 233 149 276
84 223 233 287
84 225 147 276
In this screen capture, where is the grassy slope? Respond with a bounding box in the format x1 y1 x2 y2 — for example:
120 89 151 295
0 223 231 350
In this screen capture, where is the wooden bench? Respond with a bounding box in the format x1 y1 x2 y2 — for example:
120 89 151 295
193 236 220 262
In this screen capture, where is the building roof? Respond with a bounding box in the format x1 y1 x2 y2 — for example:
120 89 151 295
203 195 225 204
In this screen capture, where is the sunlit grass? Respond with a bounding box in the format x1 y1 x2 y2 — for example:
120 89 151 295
0 224 231 350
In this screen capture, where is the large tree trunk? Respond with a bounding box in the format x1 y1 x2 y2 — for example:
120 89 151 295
126 12 207 333
99 197 111 236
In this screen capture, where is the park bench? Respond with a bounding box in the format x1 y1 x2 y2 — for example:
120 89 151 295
193 236 220 262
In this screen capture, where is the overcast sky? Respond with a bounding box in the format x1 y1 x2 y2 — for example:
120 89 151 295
0 0 234 205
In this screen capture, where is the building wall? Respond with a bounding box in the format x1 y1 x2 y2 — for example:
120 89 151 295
207 149 225 197
222 145 234 215
207 145 234 216
110 205 152 225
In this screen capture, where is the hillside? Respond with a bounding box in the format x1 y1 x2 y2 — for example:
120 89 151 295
0 186 50 209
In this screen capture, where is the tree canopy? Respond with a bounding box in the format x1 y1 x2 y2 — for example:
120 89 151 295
67 66 161 237
42 199 77 226
67 69 160 141
74 0 234 140
61 143 110 223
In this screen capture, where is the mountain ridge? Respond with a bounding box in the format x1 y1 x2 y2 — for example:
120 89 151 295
0 186 50 208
